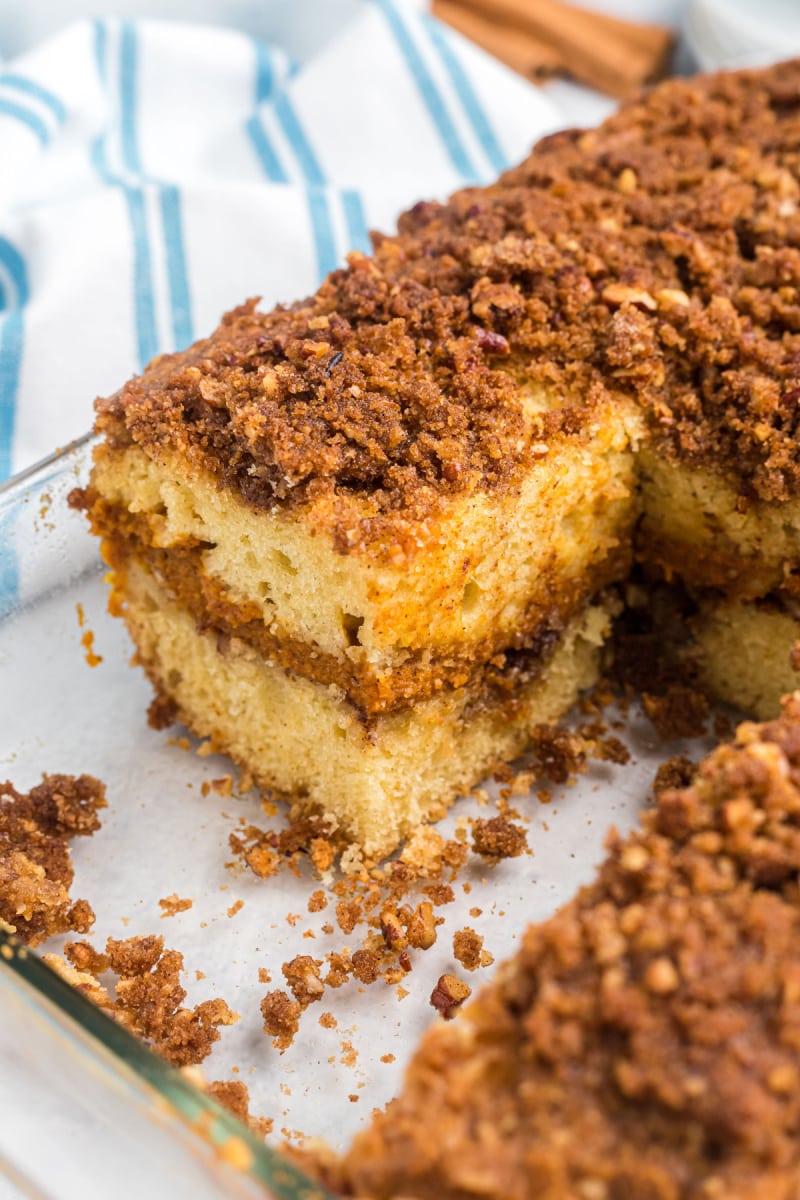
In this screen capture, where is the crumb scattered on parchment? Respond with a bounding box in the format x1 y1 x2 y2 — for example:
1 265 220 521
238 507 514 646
529 724 589 784
227 899 244 919
260 990 301 1052
653 755 696 797
340 1040 358 1068
45 935 238 1066
207 1079 273 1138
75 603 103 667
471 816 528 860
319 1012 337 1029
453 927 494 972
0 774 106 945
159 893 193 918
430 973 472 1020
380 1053 395 1064
283 955 325 1007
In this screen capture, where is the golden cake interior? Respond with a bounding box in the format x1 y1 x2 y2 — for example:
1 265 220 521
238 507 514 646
80 60 800 857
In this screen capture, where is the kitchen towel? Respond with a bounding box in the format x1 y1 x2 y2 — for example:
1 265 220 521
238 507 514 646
0 0 562 482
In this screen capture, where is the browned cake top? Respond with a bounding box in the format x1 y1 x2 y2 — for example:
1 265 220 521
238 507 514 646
98 60 800 529
330 695 800 1199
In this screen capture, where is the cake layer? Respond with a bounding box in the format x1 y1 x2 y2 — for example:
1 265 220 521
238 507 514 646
331 696 800 1199
87 401 637 694
638 450 800 598
121 559 611 860
688 596 800 720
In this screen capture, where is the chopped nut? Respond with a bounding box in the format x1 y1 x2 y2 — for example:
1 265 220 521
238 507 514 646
430 973 472 1019
601 283 656 310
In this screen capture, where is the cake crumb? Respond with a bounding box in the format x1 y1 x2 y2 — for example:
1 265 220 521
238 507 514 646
207 1080 273 1138
529 724 588 783
260 990 301 1052
211 776 234 798
308 889 328 913
471 817 528 860
258 967 271 984
226 899 244 919
453 927 493 971
319 1011 337 1029
380 1053 395 1064
159 893 193 918
653 755 696 797
340 1040 358 1068
282 955 325 1007
430 973 472 1019
47 934 238 1065
0 773 106 945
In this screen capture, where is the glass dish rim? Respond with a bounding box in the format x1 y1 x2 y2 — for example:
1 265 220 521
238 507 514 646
0 438 336 1200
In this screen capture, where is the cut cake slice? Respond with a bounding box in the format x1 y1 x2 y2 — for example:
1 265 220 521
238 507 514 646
79 60 800 856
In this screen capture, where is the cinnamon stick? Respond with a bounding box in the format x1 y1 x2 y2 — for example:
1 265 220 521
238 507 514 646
432 0 564 80
443 0 674 99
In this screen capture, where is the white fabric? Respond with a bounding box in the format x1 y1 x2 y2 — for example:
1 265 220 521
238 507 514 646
0 1 563 481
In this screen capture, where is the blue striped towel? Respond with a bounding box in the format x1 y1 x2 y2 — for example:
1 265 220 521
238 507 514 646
0 1 562 482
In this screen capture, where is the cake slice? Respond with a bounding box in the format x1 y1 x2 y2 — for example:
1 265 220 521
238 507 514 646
83 368 635 859
331 694 800 1199
79 60 800 857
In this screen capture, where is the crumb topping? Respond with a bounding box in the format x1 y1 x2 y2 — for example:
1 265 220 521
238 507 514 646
0 774 105 945
45 934 238 1066
332 692 800 1199
97 61 800 544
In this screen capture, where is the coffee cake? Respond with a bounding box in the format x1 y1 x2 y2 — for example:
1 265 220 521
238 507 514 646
77 59 800 856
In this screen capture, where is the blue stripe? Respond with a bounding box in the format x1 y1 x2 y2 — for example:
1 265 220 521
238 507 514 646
375 0 478 180
307 189 338 281
118 21 144 176
423 16 506 176
0 73 67 124
245 113 289 182
254 40 273 104
0 97 49 146
159 186 193 350
95 21 193 363
93 20 158 368
0 237 29 611
342 190 371 255
124 189 159 366
274 92 326 185
93 17 108 84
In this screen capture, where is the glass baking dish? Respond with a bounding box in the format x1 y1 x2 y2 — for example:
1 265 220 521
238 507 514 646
0 434 333 1200
0 435 673 1198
